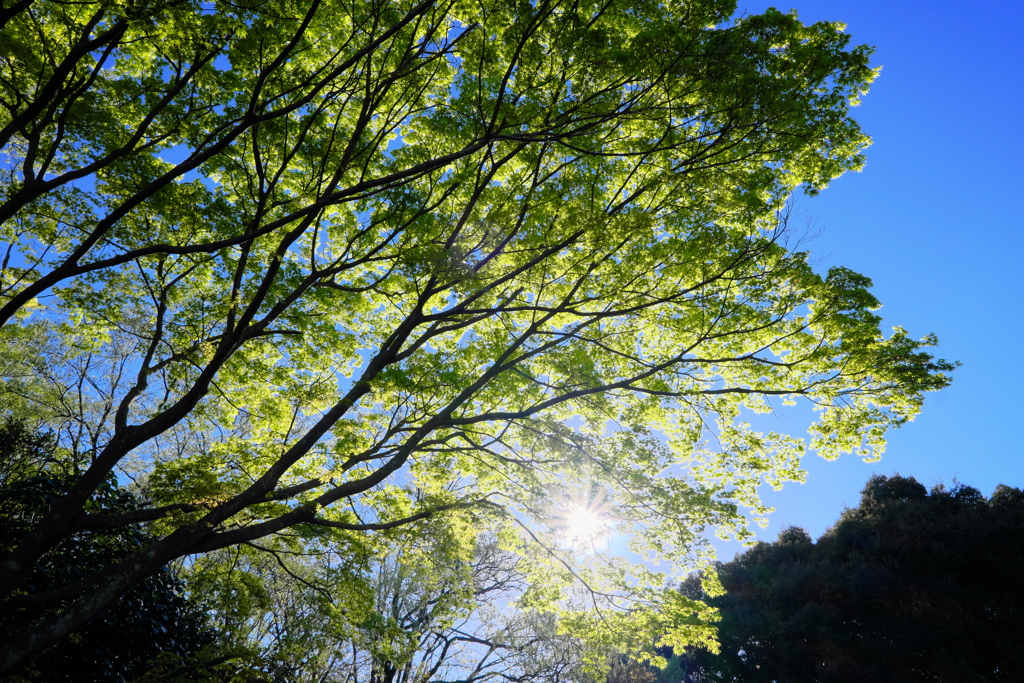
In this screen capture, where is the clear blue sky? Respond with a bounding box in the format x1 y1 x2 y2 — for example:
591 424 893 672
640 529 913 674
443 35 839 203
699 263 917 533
719 0 1024 552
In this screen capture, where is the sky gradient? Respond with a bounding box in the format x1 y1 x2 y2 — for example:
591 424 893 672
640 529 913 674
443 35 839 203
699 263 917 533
715 0 1024 552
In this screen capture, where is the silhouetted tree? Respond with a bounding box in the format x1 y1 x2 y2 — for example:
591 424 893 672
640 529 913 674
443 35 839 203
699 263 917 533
679 474 1024 682
0 419 248 682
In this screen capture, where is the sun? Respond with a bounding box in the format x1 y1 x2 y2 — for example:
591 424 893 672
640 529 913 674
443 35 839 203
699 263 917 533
551 486 614 547
564 502 606 541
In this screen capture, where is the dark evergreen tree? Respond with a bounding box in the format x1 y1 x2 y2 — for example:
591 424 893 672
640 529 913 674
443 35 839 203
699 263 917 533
677 474 1024 683
0 419 242 682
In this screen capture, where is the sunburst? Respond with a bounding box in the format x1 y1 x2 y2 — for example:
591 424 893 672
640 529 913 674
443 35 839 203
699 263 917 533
550 485 614 548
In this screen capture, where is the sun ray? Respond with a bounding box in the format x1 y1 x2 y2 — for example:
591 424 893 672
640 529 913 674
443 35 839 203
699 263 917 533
551 485 614 548
565 503 605 541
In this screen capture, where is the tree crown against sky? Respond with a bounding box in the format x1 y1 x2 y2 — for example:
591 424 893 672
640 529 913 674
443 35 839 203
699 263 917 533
0 0 954 674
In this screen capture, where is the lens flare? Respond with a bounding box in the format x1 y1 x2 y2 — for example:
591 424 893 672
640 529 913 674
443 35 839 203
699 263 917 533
551 486 613 548
564 502 606 541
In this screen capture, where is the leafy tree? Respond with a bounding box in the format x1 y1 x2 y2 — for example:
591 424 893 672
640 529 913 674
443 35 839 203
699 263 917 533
188 525 598 683
0 0 955 672
681 475 1024 682
0 419 252 682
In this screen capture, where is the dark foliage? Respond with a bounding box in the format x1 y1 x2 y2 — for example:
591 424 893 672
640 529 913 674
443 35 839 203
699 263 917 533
0 419 218 682
678 474 1024 682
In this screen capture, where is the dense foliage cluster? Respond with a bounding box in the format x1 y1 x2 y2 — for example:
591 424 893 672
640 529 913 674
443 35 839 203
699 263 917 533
680 475 1024 682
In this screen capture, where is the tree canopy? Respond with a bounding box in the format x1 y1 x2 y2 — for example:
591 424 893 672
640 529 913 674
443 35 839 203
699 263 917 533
0 0 954 674
680 475 1024 682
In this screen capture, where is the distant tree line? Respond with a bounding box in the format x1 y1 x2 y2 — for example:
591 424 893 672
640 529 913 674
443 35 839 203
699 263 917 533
8 408 1024 683
660 474 1024 683
6 409 1024 683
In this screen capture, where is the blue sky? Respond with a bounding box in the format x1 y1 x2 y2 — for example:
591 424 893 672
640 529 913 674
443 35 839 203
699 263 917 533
716 0 1024 551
